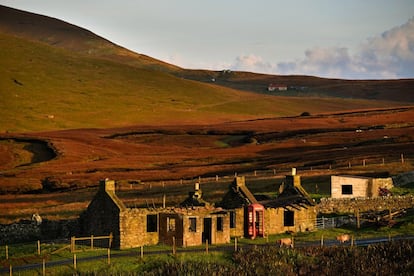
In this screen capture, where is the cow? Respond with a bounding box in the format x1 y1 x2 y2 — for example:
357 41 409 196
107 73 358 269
336 234 351 243
278 237 293 248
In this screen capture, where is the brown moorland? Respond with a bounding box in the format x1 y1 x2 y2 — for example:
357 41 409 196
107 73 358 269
1 106 413 223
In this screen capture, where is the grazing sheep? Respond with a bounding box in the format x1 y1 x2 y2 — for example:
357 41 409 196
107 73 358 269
278 237 293 248
336 234 351 243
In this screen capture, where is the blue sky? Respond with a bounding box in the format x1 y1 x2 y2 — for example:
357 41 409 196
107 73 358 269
1 0 414 79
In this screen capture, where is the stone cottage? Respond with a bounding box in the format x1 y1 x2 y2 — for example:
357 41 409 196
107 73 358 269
81 179 230 249
331 175 393 199
218 170 316 238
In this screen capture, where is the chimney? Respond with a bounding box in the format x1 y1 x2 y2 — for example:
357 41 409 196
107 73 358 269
195 182 200 191
285 168 301 188
100 178 116 193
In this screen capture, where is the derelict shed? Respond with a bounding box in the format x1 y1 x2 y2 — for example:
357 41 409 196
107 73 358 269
331 175 393 199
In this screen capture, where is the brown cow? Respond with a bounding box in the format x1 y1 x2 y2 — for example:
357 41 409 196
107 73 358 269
278 237 293 248
336 234 351 243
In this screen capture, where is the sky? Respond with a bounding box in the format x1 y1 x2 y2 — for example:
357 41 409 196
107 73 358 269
1 0 414 79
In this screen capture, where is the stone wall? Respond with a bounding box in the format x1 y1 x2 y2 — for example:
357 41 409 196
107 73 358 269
317 195 414 214
230 208 245 238
264 206 316 235
0 219 79 244
119 208 158 249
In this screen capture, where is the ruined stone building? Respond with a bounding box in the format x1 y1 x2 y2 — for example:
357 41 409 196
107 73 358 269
218 170 316 239
331 175 393 199
81 179 230 249
82 170 316 249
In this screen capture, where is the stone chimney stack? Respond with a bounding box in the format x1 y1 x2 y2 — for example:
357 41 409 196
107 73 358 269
285 168 301 188
100 178 116 193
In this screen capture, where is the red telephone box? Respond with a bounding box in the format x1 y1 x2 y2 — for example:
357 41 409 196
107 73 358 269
247 203 265 239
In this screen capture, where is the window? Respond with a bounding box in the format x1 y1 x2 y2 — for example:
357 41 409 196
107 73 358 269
146 214 157 232
167 217 176 232
189 217 197 232
342 185 353 195
283 210 294 227
217 217 224 231
229 211 236 229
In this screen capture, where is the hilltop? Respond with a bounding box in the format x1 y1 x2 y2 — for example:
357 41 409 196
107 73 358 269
0 5 405 133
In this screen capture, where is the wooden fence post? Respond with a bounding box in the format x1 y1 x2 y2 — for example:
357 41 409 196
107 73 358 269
37 240 41 256
205 239 209 254
109 232 113 248
107 248 111 265
356 209 361 229
172 236 176 255
71 236 75 253
74 254 77 270
42 258 46 276
91 235 94 250
140 246 144 259
5 245 8 260
401 153 404 164
234 237 237 251
321 235 324 247
9 264 12 276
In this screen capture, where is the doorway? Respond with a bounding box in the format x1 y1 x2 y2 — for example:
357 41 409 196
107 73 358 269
203 218 212 244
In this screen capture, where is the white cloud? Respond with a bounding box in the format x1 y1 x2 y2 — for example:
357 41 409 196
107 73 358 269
229 55 273 73
229 17 414 79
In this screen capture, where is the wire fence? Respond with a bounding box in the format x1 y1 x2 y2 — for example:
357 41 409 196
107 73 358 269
117 153 411 191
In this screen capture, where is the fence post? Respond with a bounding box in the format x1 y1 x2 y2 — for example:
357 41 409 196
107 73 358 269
205 239 209 254
74 254 77 270
234 237 237 251
172 236 176 255
363 159 366 167
351 236 354 247
37 240 41 256
216 175 218 182
91 235 94 250
71 236 75 253
401 153 404 164
109 232 113 248
5 245 8 260
107 248 111 265
42 258 46 276
322 217 325 229
356 209 361 229
321 235 324 247
9 264 12 276
140 246 144 259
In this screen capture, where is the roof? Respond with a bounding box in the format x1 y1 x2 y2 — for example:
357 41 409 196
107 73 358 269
260 179 315 209
218 176 257 209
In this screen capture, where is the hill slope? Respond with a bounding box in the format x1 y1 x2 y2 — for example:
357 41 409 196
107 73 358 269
1 5 414 103
0 5 408 132
0 5 179 72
